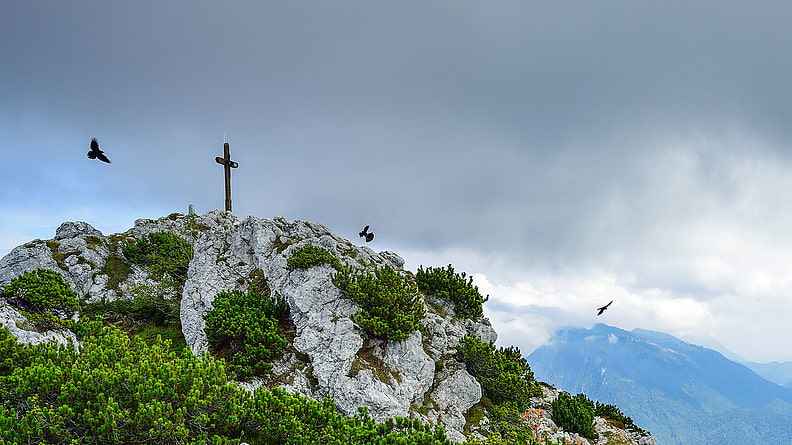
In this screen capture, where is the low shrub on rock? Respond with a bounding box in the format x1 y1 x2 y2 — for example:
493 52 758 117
333 265 425 342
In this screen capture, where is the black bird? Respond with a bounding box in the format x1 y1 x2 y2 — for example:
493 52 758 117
87 138 111 163
359 225 375 243
596 300 613 316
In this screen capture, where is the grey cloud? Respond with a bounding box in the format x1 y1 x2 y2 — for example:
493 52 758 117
4 1 792 360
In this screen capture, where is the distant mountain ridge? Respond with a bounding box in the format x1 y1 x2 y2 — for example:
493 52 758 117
527 324 792 445
744 361 792 389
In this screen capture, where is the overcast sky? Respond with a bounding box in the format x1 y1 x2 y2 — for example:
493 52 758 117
3 1 792 362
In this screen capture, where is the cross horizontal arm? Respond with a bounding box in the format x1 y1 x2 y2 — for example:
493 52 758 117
215 157 238 168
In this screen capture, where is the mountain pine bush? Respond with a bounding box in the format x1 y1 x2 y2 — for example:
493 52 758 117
416 265 488 319
80 279 185 350
0 326 455 444
551 392 597 440
456 335 541 410
1 268 79 318
204 286 289 380
287 244 342 270
121 231 193 287
594 401 648 435
332 265 425 341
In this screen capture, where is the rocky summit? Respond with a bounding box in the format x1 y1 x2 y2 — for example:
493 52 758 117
0 210 655 444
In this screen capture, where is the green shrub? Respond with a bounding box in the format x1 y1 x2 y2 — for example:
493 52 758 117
456 336 541 410
332 265 425 341
287 244 342 270
465 401 544 444
80 279 185 351
121 231 193 287
595 401 648 435
1 268 79 318
0 327 454 444
99 254 132 292
204 282 289 379
416 265 488 319
551 392 597 440
0 327 31 376
0 326 244 444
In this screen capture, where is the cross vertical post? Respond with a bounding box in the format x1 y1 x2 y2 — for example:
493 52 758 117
215 142 238 212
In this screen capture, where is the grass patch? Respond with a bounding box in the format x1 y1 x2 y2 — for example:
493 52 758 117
121 231 193 290
99 254 132 292
45 240 67 271
85 236 104 250
347 339 402 384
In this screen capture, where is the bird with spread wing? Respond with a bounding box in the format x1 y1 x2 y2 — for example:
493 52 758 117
87 138 111 163
359 225 374 242
596 300 613 316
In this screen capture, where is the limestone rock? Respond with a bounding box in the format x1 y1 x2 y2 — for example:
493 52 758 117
0 241 60 287
427 366 482 443
0 305 78 348
0 211 655 444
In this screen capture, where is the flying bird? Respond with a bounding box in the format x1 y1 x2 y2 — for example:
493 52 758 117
359 226 375 243
87 138 111 163
596 300 613 316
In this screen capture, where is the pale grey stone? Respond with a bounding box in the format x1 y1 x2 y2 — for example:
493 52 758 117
0 211 656 445
430 368 482 442
0 242 60 286
0 305 78 348
55 221 102 240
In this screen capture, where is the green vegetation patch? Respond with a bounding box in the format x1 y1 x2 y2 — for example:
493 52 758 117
551 392 597 440
99 254 133 292
85 236 104 250
287 244 342 270
80 279 185 351
179 213 211 239
121 231 193 287
45 240 68 271
204 275 289 380
0 325 455 444
332 265 425 342
416 265 488 319
1 268 79 319
595 401 649 436
456 336 541 410
347 339 402 384
0 327 32 377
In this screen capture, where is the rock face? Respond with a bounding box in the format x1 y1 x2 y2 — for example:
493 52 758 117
0 305 78 348
0 211 654 444
176 212 486 440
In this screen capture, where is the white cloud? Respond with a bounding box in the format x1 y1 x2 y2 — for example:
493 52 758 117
469 265 788 362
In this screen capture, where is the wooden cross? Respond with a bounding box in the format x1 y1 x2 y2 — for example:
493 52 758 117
215 142 238 212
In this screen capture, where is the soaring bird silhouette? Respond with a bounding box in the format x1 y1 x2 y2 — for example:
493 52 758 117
87 138 111 163
359 225 374 242
596 300 613 316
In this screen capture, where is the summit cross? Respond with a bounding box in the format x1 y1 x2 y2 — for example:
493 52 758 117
215 142 238 212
